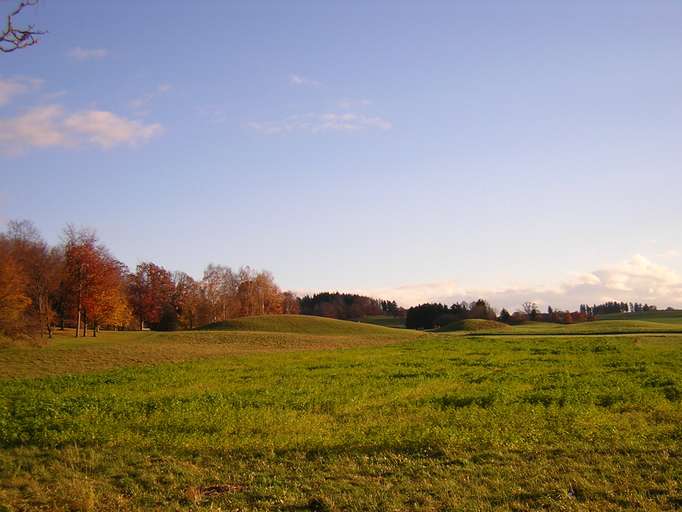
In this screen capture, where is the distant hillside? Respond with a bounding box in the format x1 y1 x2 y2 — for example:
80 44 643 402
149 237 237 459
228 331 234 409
597 310 682 324
434 319 511 332
200 314 409 335
359 315 406 329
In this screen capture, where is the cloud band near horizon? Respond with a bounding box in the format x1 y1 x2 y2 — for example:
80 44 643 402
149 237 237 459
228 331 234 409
339 254 682 311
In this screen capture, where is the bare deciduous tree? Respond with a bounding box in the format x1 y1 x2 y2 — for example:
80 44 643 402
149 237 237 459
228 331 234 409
1 0 45 53
522 301 539 320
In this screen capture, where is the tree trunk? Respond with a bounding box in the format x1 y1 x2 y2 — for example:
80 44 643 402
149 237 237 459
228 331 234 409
92 322 97 337
76 269 82 337
38 296 44 338
82 311 87 337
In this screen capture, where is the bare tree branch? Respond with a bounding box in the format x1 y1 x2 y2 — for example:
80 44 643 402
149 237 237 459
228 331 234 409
1 0 45 53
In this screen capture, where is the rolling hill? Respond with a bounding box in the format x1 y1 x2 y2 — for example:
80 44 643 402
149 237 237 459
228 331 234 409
597 309 682 324
200 314 408 335
358 315 406 329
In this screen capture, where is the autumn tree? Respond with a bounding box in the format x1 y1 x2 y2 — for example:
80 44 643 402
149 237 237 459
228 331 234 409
236 267 283 316
172 271 200 329
83 258 130 335
62 227 96 336
63 226 128 336
128 262 174 330
202 264 239 322
281 291 300 314
3 220 62 337
0 242 31 336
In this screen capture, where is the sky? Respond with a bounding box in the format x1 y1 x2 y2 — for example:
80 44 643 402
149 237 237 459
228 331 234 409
2 0 682 310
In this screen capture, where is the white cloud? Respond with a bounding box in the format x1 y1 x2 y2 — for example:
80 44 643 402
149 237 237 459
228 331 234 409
0 105 162 155
64 110 162 149
0 77 43 106
0 105 69 154
247 112 392 134
356 280 465 307
67 47 109 61
353 255 682 310
289 74 320 87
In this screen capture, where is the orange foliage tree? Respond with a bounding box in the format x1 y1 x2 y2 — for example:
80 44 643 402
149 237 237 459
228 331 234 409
63 227 130 336
0 247 32 336
128 262 174 330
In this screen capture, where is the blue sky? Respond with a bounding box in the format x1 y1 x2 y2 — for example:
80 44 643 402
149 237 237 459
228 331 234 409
2 1 682 309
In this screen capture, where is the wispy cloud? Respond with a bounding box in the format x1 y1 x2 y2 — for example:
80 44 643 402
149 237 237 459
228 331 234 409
0 105 162 155
247 112 392 134
0 77 43 106
354 255 682 310
67 47 109 61
288 74 320 87
0 105 69 153
129 83 172 116
64 110 162 149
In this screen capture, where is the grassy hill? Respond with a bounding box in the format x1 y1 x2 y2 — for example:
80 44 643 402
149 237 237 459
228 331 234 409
434 318 511 332
597 309 682 324
359 315 406 329
200 314 406 336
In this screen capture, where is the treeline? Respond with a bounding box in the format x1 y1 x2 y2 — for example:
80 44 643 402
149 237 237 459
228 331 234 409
405 299 660 330
0 220 298 338
406 299 496 329
298 293 405 320
580 302 657 316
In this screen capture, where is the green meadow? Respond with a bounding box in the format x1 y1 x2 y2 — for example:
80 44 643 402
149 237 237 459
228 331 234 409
1 316 682 511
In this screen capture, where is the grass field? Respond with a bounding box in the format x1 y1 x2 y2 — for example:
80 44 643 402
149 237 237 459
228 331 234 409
1 316 681 511
469 320 682 336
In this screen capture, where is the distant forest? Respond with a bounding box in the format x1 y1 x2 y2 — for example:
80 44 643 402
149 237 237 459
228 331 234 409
405 300 661 330
298 292 403 320
579 301 656 316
